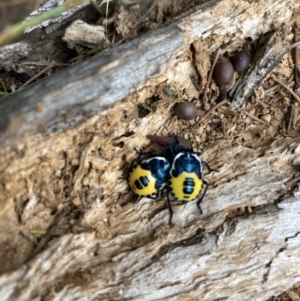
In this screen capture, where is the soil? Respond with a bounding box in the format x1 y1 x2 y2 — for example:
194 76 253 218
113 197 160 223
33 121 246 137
0 1 300 300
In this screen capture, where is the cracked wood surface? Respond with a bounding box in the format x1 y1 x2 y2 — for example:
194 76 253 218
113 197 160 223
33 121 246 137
1 0 300 301
1 136 300 301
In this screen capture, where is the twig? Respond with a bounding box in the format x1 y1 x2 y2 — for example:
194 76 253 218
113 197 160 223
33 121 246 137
192 98 228 130
272 77 300 103
114 0 158 47
286 23 299 133
287 41 300 53
19 63 55 89
256 98 268 108
204 48 220 103
203 99 229 118
243 111 267 124
287 105 294 133
293 23 299 85
0 77 7 93
105 0 109 35
30 206 72 259
102 16 115 26
21 61 70 67
293 104 300 128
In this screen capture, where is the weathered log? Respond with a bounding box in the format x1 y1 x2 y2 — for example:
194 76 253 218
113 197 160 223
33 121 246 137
0 19 185 144
1 136 300 301
0 0 300 300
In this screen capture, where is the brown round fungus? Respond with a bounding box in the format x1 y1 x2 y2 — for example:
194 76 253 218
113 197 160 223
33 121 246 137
213 59 234 86
213 59 234 100
174 102 198 120
232 44 251 73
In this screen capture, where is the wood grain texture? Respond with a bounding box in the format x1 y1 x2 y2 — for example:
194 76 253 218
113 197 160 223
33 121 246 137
0 24 184 145
1 0 300 300
0 136 300 301
1 0 299 146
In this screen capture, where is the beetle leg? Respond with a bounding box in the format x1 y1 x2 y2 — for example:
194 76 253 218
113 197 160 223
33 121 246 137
145 191 160 200
196 180 209 214
166 189 174 225
202 161 219 173
129 157 142 170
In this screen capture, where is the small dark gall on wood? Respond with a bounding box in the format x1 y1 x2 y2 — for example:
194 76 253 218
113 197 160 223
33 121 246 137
231 44 251 73
174 102 197 120
213 59 234 100
213 59 234 86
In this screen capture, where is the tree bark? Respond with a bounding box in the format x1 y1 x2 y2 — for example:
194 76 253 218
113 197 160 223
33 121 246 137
0 0 300 300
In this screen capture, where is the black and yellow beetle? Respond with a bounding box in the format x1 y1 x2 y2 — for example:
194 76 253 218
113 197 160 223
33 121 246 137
128 134 216 224
166 148 216 224
128 151 171 198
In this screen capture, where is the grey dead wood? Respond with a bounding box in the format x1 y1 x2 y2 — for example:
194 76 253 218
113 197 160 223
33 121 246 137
0 0 300 301
0 20 184 144
24 0 89 34
230 31 294 108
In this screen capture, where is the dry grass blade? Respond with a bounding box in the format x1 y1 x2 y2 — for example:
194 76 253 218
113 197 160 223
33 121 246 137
20 63 55 88
293 23 299 85
243 111 267 124
272 77 300 103
205 48 220 102
0 0 88 45
203 99 229 118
